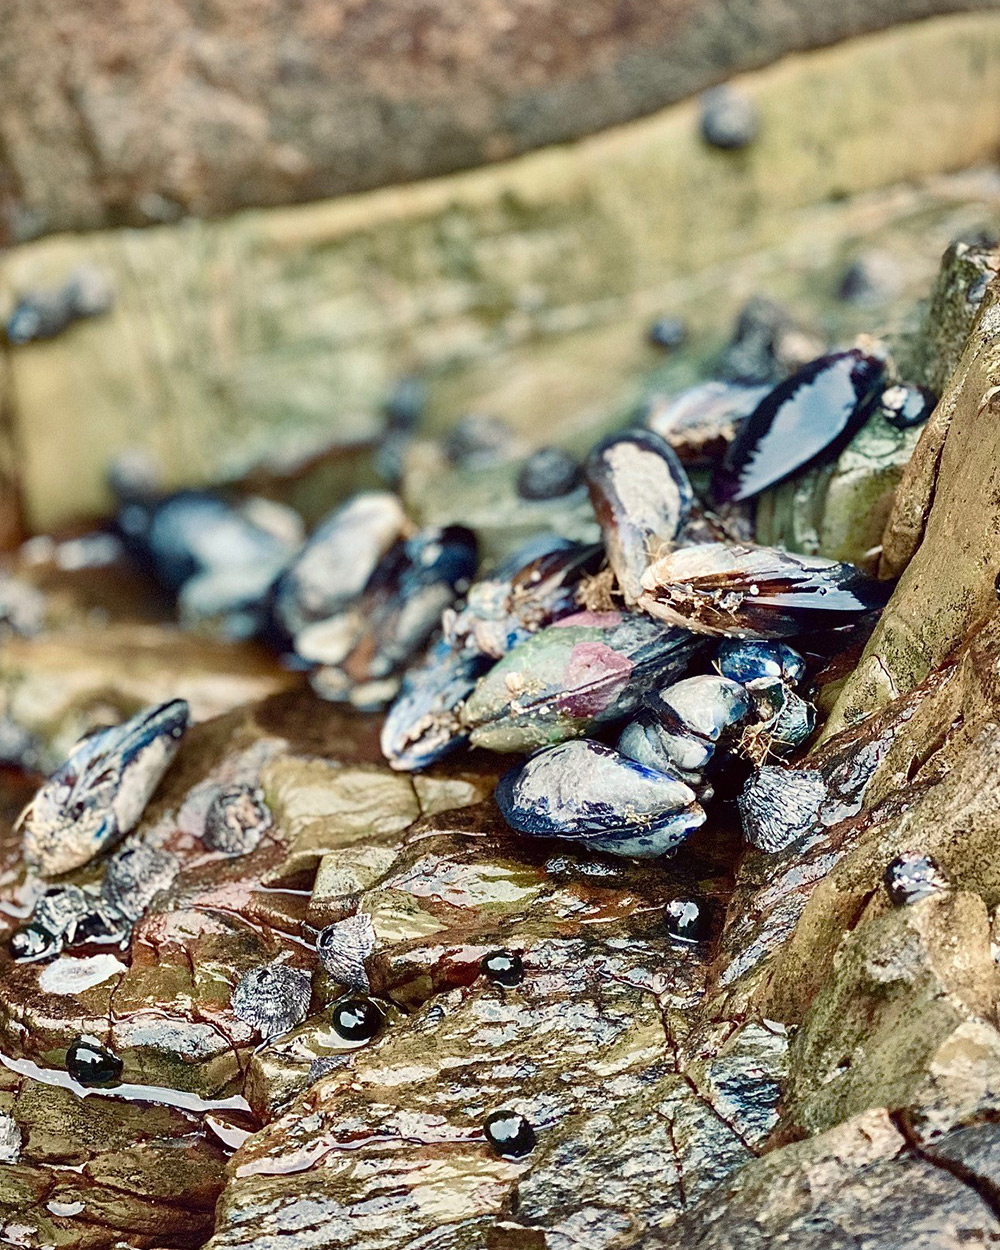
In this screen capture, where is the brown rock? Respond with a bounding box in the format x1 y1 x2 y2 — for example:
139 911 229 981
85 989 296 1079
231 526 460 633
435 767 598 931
6 17 1000 531
642 1110 1000 1249
3 0 999 244
828 273 1000 734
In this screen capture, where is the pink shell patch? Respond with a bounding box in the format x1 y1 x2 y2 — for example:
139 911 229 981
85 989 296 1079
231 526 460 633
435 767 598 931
560 642 634 718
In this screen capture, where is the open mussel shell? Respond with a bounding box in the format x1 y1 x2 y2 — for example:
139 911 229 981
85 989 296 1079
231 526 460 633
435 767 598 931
495 739 706 858
585 429 693 604
381 639 492 771
460 610 706 753
638 542 892 638
712 348 887 502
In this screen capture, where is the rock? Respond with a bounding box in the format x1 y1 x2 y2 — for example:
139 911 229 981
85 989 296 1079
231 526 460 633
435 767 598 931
837 250 902 305
828 271 1000 731
6 123 1000 1244
645 1109 1000 1248
780 889 1000 1138
0 623 296 768
896 238 1000 395
4 3 999 244
402 442 600 565
0 1063 228 1246
215 932 749 1248
754 405 923 567
5 18 1000 531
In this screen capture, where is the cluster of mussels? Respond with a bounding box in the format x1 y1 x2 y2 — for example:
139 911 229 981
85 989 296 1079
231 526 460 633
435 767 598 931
379 345 930 858
79 343 931 867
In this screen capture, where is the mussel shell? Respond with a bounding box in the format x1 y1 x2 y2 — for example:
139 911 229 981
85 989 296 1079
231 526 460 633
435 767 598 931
461 610 705 753
713 349 887 502
879 383 937 431
122 491 296 594
381 639 492 771
716 639 806 687
644 675 752 743
585 430 693 604
638 542 892 638
347 525 478 679
618 712 708 779
495 740 705 857
271 492 406 639
445 538 603 660
620 674 750 778
294 610 365 668
179 563 287 638
644 381 770 466
750 681 816 751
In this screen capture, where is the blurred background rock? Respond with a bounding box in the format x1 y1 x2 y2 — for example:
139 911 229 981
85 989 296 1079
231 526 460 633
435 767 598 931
0 1 999 537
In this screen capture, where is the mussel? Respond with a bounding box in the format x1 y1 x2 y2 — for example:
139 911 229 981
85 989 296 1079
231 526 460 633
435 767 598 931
443 537 603 661
621 674 751 781
380 640 492 771
382 538 604 769
713 349 887 502
271 492 407 641
585 430 692 604
879 384 937 431
460 611 705 753
307 524 478 708
716 639 806 688
638 542 891 638
18 699 190 876
495 740 705 857
746 681 816 753
644 381 770 466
